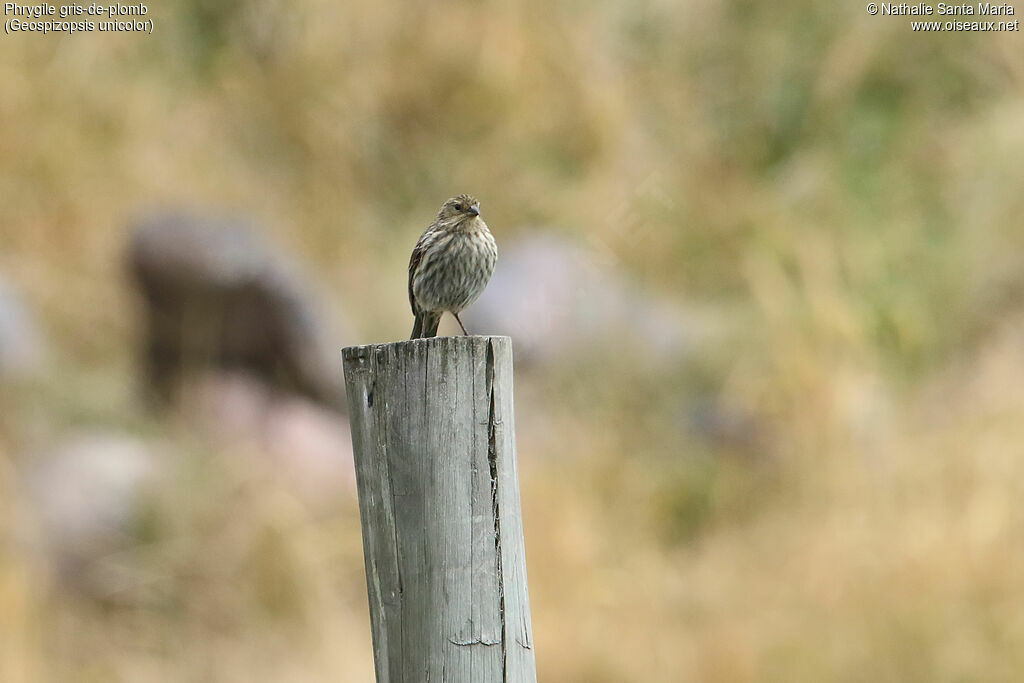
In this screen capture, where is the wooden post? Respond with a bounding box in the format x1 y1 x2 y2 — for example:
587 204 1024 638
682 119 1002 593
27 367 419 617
342 336 536 683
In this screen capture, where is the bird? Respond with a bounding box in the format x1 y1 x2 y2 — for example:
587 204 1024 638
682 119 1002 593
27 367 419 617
408 194 497 339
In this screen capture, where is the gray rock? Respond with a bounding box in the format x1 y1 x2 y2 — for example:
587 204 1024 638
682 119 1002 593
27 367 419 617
187 371 356 504
0 272 46 377
460 234 702 367
687 400 771 456
28 431 162 589
127 210 348 411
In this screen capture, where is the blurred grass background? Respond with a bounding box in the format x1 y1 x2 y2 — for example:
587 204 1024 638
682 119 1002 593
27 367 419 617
2 1 1024 680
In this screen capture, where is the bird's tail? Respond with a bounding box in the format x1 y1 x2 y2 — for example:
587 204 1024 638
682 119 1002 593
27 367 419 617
411 312 442 339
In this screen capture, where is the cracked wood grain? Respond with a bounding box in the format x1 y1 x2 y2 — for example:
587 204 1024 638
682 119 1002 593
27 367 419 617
343 336 536 683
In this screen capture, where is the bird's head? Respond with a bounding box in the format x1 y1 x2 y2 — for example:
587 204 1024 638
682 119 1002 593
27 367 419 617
437 194 481 225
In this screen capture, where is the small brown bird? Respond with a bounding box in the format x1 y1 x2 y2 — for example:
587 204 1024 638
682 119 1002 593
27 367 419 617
408 194 497 339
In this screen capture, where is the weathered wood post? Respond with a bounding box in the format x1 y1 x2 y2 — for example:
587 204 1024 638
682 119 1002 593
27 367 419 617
342 335 536 682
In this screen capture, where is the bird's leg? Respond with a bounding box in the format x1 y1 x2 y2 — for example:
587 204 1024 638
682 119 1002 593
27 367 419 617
453 313 470 336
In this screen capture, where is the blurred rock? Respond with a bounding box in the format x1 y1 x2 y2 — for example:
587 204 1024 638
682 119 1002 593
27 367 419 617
461 234 704 368
0 272 46 378
263 391 356 500
189 371 356 503
127 210 348 412
687 400 771 457
28 431 161 588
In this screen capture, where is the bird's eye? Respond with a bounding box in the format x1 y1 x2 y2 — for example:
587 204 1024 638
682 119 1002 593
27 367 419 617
454 203 463 211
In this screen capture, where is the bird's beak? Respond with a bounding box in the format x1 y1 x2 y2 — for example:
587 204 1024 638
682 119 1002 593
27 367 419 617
468 205 480 216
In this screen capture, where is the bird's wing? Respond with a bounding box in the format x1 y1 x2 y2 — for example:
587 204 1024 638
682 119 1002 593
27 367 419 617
408 229 432 315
